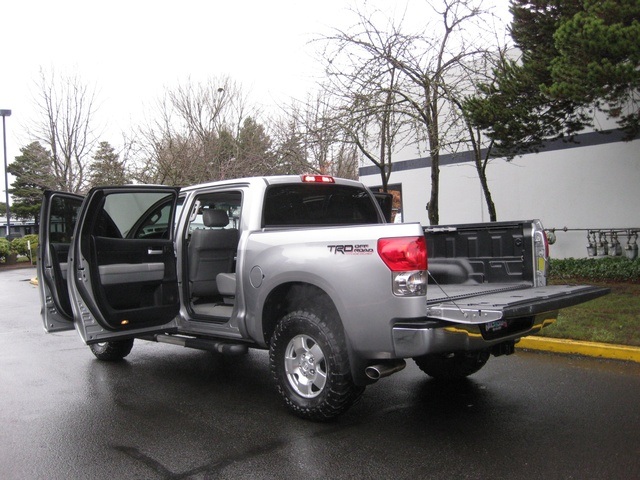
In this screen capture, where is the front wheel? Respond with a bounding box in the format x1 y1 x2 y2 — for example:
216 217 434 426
89 339 134 361
413 350 490 380
269 309 364 421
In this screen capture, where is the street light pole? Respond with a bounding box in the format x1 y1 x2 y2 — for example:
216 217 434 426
1 109 11 238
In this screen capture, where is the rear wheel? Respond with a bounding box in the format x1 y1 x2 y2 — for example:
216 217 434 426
89 339 134 361
413 350 490 380
269 309 364 421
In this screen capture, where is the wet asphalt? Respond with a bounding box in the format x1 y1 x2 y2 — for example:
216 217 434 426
1 266 639 479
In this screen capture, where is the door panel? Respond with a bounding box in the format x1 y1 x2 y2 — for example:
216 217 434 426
37 191 84 332
86 235 178 330
68 187 181 343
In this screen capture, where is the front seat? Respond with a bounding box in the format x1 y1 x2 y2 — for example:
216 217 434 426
188 209 238 298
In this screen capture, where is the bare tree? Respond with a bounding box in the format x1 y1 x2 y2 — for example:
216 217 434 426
134 94 205 186
301 91 352 176
269 108 313 174
274 92 359 179
319 0 500 224
134 76 276 185
450 48 514 222
324 62 414 191
31 68 100 193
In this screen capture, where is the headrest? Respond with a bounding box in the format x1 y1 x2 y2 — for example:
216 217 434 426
203 209 229 228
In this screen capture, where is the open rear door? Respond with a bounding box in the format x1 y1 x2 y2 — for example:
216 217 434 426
66 186 181 344
38 191 84 332
372 191 393 223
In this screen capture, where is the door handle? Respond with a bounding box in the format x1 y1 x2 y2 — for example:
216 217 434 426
148 248 164 255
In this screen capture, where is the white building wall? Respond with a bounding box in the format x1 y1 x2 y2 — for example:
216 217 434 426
360 135 640 259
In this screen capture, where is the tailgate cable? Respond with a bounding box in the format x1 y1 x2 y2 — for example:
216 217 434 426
427 271 468 319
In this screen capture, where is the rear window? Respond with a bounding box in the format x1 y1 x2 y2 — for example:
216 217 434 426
263 184 380 227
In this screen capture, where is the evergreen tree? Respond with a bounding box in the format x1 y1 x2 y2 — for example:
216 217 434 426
7 142 55 225
237 117 274 176
88 141 129 187
463 0 640 156
272 119 309 175
464 0 587 159
546 0 640 138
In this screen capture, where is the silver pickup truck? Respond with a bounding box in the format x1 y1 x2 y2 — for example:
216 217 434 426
38 175 608 420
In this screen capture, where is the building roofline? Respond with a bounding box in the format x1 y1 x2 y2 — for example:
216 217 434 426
359 128 634 177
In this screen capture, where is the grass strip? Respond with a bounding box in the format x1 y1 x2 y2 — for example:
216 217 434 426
537 282 640 346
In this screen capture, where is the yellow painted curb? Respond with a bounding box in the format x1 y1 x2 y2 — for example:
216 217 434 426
518 336 640 364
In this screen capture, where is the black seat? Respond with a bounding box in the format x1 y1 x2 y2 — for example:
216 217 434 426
188 209 238 298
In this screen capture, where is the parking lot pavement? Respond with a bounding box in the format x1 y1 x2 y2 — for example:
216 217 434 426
2 266 639 479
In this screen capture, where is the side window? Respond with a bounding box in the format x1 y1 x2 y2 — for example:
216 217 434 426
187 191 243 235
49 196 82 243
129 200 174 239
95 192 175 239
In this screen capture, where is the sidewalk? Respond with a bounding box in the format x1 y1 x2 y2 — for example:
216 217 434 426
518 336 640 363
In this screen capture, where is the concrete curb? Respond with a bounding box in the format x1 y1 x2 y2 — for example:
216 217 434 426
518 336 640 364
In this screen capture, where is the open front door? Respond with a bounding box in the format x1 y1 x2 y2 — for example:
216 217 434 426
38 191 84 332
67 186 181 344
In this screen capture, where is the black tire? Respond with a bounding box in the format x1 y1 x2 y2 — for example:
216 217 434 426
89 339 134 361
413 350 490 380
269 309 364 421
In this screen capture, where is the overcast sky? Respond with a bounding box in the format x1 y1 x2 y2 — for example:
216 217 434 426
0 0 360 192
0 0 510 196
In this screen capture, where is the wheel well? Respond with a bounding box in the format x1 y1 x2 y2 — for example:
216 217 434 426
262 282 340 346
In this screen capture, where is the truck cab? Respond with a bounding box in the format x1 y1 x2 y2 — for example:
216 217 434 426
39 175 390 349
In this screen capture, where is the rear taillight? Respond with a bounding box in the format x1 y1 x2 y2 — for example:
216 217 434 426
378 236 427 296
533 220 549 286
378 236 427 271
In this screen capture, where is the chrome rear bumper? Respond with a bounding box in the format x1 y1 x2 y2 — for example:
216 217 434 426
392 311 558 357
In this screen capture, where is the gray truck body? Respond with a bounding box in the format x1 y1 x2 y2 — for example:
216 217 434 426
38 175 608 419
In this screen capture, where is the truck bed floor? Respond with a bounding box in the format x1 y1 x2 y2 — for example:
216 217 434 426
426 282 533 305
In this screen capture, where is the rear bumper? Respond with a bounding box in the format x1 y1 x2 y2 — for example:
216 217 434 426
392 312 557 357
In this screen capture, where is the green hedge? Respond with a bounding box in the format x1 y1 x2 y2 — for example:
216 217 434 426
10 234 39 257
0 235 39 263
549 257 640 283
0 238 9 262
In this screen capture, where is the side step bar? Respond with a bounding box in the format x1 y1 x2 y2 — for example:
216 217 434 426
147 334 249 355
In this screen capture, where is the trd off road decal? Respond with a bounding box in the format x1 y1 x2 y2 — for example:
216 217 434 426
328 244 374 255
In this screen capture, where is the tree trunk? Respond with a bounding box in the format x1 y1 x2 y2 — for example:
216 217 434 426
428 153 439 225
478 165 497 222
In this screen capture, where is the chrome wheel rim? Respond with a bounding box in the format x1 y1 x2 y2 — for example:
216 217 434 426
284 334 327 398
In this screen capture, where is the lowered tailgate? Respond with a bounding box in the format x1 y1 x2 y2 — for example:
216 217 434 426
426 284 610 323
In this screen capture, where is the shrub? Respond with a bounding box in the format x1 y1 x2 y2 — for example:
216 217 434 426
10 234 39 257
549 257 640 283
0 238 9 262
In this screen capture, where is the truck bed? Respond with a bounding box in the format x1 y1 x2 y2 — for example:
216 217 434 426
426 282 532 304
